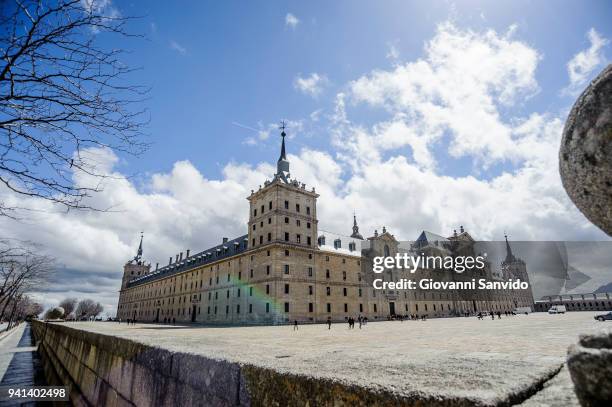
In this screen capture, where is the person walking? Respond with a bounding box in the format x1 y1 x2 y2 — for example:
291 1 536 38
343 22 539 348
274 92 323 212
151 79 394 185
327 317 332 330
293 320 299 331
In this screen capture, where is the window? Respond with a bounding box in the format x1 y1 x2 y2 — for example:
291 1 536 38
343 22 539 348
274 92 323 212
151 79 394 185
309 303 313 312
327 303 331 313
227 274 230 282
359 304 363 312
260 221 263 227
374 304 377 312
326 287 331 296
252 238 255 247
259 236 263 244
344 303 348 313
252 224 256 231
250 269 253 278
268 218 271 224
284 265 289 274
267 250 270 256
237 304 241 314
226 305 229 314
285 249 289 256
284 200 289 209
384 244 390 257
254 209 257 217
307 236 311 246
307 222 311 229
261 205 264 214
266 303 270 313
249 304 253 313
318 236 325 246
343 287 347 296
296 234 301 243
269 201 272 210
226 290 230 298
237 288 241 297
309 285 313 295
266 284 270 294
266 265 270 275
306 206 310 215
349 242 355 252
296 204 300 212
342 271 346 280
284 302 289 313
284 232 289 241
249 287 253 296
308 267 313 277
326 269 330 279
334 239 341 249
267 232 271 242
359 288 362 297
296 219 301 227
285 217 289 224
342 258 346 264
238 271 242 280
284 284 289 294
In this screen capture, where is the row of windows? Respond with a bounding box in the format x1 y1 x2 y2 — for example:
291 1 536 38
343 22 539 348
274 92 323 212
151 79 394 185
252 233 313 247
252 218 312 230
253 201 311 217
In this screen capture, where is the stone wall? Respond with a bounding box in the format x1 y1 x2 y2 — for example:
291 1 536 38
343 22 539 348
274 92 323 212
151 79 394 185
31 320 472 407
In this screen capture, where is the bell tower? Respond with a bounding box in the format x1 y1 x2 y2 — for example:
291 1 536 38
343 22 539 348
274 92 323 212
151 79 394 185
247 122 319 249
121 233 150 289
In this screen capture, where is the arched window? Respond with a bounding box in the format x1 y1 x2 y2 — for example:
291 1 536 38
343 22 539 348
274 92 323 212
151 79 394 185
384 244 390 257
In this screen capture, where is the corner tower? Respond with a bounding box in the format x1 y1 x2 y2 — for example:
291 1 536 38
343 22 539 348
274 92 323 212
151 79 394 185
247 123 319 250
121 233 150 289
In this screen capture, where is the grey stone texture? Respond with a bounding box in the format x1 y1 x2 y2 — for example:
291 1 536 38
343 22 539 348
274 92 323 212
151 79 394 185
567 331 612 406
559 64 612 236
29 313 610 406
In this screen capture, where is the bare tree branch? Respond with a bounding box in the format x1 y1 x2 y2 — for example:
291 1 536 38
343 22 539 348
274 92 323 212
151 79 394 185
0 0 149 216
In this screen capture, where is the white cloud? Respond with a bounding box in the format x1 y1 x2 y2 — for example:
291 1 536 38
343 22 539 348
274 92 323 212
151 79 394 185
293 73 329 97
285 13 300 29
169 40 187 55
346 22 540 167
565 28 608 93
386 43 400 62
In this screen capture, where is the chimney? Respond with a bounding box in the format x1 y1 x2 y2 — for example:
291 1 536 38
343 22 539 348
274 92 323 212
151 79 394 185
186 249 190 258
453 229 457 237
175 254 179 263
169 257 172 265
460 225 464 233
223 237 228 244
179 252 183 261
156 263 159 271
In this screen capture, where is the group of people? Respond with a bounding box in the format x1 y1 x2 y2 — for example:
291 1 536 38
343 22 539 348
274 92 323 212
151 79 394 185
477 310 516 320
386 314 427 321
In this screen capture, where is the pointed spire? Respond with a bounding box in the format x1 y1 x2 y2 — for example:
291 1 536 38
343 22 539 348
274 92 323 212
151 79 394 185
137 232 143 258
504 233 516 263
133 232 143 264
351 211 364 240
279 121 287 161
275 121 290 182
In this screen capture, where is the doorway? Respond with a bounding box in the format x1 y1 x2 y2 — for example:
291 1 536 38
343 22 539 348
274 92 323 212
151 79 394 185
155 308 160 322
389 302 396 316
191 305 197 322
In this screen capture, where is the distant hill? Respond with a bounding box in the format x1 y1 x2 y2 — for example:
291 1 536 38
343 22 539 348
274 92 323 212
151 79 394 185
594 282 612 293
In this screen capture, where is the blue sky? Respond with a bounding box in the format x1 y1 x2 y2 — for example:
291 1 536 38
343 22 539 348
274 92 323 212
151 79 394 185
105 0 611 180
2 0 611 313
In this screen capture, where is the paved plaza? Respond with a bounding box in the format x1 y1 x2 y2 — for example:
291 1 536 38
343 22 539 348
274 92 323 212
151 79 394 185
58 312 611 405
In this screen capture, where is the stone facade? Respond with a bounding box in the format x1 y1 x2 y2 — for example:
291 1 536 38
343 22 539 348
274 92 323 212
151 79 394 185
116 132 534 324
